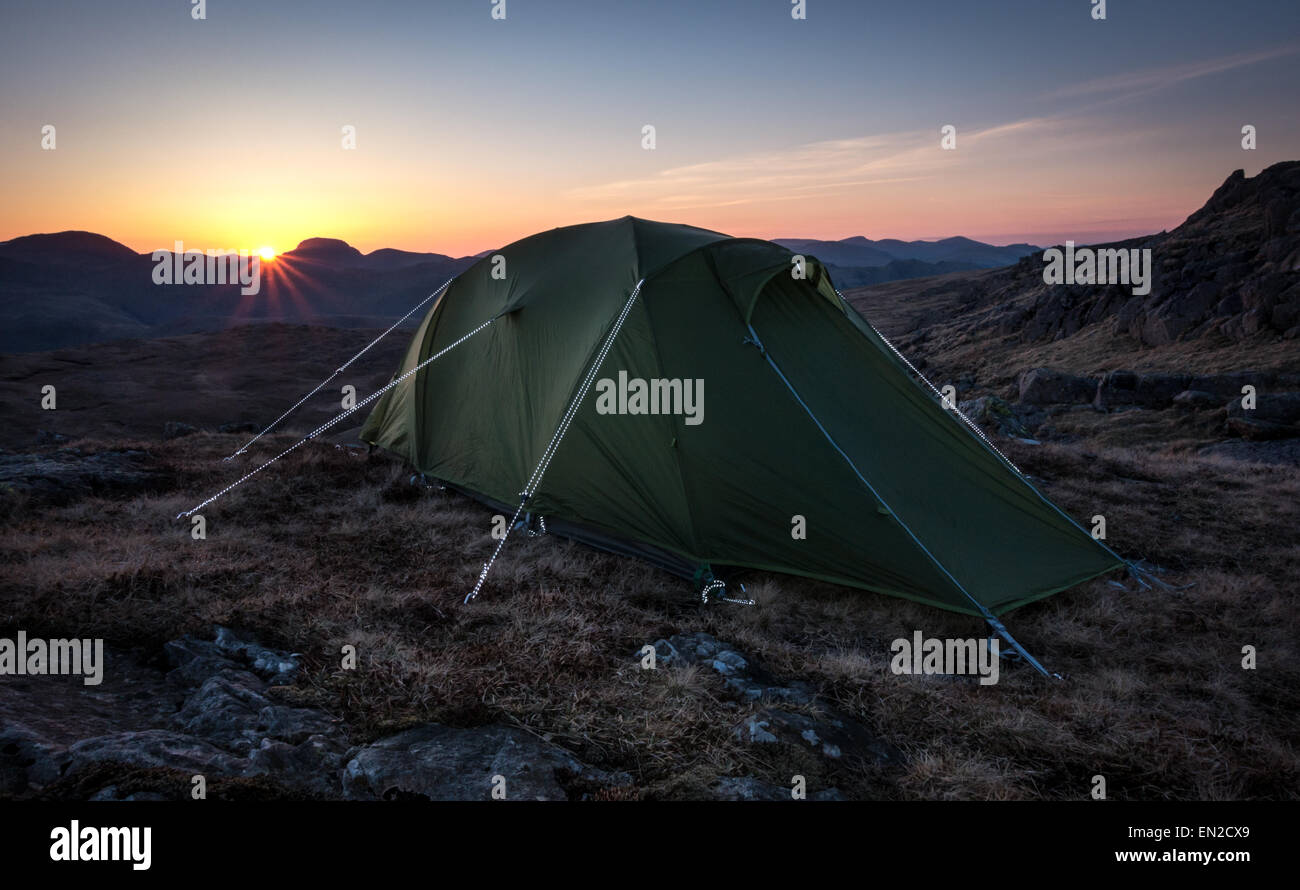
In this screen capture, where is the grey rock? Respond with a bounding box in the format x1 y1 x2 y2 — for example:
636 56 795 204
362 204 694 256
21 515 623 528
246 734 348 796
1172 390 1219 409
1018 368 1096 406
175 669 336 751
0 722 69 793
88 786 170 802
733 708 901 766
1226 391 1300 428
163 636 246 687
341 724 623 801
0 448 165 505
957 395 1035 438
638 638 680 666
254 705 339 746
214 626 300 685
176 672 273 750
67 730 247 777
710 776 845 802
639 633 821 707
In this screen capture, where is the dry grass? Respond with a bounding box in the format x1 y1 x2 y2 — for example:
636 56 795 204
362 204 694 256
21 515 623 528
1 428 1297 800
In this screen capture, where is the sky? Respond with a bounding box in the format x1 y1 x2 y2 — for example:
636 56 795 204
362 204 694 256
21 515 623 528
1 0 1298 256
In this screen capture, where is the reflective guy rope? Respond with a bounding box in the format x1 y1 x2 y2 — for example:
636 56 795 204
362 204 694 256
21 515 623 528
223 276 457 461
177 314 495 519
465 279 645 603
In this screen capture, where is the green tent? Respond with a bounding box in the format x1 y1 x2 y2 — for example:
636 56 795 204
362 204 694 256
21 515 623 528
360 216 1122 621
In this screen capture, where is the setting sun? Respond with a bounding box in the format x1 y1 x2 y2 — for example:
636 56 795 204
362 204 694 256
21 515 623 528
257 246 276 261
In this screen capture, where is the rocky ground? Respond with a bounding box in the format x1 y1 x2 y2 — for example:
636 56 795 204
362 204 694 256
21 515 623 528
0 622 899 800
0 406 1295 800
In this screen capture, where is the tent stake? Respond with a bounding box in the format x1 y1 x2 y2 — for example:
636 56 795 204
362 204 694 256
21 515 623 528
984 615 1062 681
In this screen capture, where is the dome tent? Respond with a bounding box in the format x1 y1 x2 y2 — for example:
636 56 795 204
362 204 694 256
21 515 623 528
358 216 1124 652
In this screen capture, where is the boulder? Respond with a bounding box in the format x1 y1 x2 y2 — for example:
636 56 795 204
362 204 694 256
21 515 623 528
957 395 1035 438
1172 390 1218 410
176 673 274 750
246 734 349 796
213 626 300 685
1018 368 1096 406
1225 392 1300 438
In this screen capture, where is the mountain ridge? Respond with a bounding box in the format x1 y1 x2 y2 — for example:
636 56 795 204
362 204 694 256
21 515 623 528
0 229 1038 352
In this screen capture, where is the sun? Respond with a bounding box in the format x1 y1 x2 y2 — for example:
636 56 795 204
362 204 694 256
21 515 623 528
257 246 276 261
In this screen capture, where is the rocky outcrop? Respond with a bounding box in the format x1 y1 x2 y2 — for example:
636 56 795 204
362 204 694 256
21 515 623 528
1001 367 1300 440
1225 392 1300 439
1054 163 1300 344
957 395 1035 438
643 632 818 705
639 632 901 782
1091 369 1283 410
710 776 845 801
858 162 1300 347
0 447 170 506
1019 368 1096 406
341 724 629 801
1 627 632 801
734 707 901 766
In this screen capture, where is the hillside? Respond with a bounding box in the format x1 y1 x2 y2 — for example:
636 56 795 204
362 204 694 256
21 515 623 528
847 162 1300 390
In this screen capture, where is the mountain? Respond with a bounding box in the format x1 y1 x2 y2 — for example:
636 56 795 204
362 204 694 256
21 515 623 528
774 234 1040 270
774 237 897 267
847 161 1300 351
0 229 1038 353
0 235 479 352
281 237 365 266
0 231 140 268
822 258 985 289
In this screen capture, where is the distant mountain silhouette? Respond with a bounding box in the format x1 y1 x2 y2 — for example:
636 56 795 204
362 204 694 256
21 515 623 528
0 233 479 352
0 229 1037 352
282 237 366 266
773 234 1040 269
0 231 140 267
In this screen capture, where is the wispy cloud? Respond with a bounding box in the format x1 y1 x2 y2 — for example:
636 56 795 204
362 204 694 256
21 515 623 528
567 118 1069 213
1043 43 1300 101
